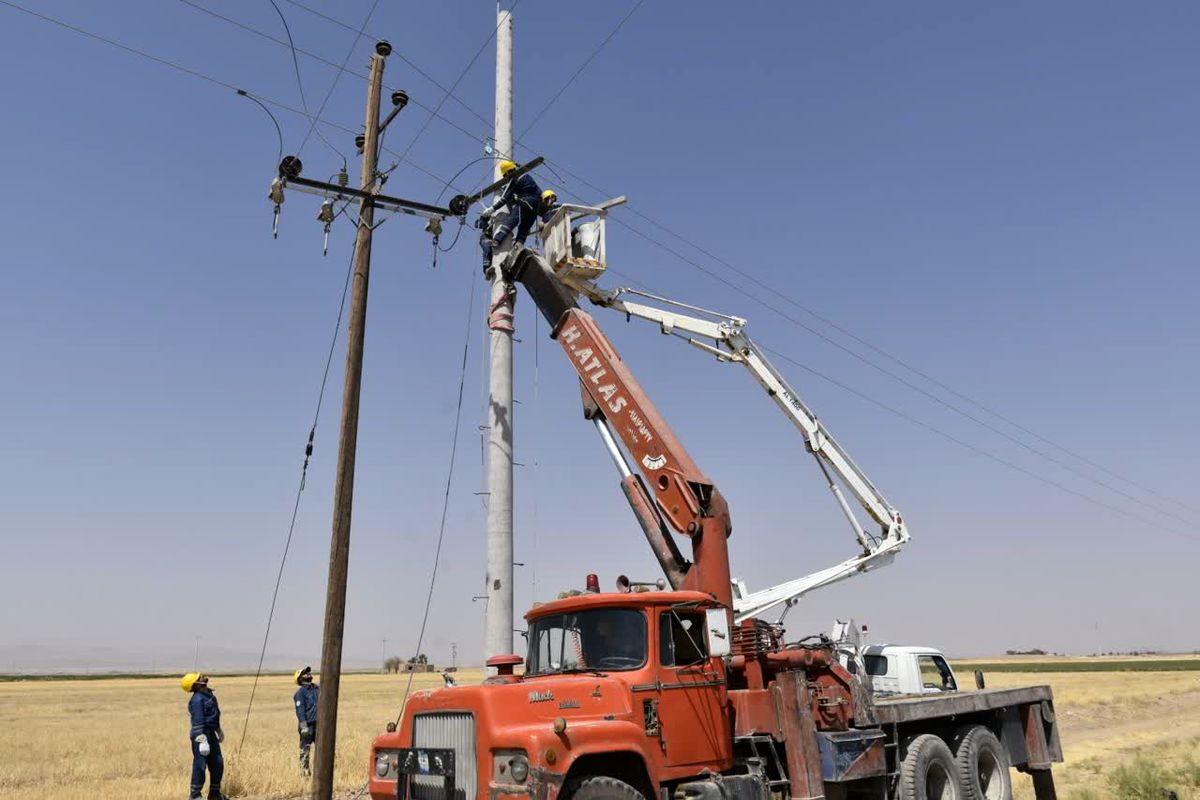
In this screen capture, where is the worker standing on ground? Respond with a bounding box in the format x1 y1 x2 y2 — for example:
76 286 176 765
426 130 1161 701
182 672 227 800
478 159 543 273
293 665 320 775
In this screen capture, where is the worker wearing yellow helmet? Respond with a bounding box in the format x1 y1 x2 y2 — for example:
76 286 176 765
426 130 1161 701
477 158 544 274
182 672 228 800
539 188 560 223
293 665 319 775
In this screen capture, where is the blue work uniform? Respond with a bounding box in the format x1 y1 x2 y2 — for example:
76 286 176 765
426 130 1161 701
480 172 543 270
294 682 320 773
188 689 224 799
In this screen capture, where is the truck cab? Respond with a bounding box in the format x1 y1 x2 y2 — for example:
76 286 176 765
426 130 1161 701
369 588 733 800
861 645 959 697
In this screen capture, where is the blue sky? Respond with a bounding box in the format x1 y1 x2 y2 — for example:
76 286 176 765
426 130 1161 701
0 1 1197 671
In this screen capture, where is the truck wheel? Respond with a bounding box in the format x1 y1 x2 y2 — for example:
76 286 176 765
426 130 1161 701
899 734 961 800
562 776 647 800
952 726 1012 800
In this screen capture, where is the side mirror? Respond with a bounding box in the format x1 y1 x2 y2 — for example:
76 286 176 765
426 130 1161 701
706 608 732 658
974 670 986 690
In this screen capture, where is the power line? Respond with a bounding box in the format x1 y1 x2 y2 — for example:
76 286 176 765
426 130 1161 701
604 216 1196 528
601 266 1199 545
9 0 1189 529
395 254 478 723
281 0 495 132
396 0 523 162
262 0 347 163
518 0 647 139
760 345 1200 544
177 0 491 149
0 0 465 194
293 0 381 160
238 240 357 754
236 90 283 165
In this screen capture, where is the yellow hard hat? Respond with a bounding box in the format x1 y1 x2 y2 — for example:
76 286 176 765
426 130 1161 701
181 672 207 692
294 666 313 685
499 159 518 176
541 189 557 202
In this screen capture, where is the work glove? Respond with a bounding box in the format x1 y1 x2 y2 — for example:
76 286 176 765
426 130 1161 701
300 722 310 736
216 728 225 743
195 734 211 756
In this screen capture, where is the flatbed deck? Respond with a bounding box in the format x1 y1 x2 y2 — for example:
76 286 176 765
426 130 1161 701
873 685 1054 724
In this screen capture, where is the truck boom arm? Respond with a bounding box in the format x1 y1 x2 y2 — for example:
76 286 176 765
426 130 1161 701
510 252 734 608
576 285 911 622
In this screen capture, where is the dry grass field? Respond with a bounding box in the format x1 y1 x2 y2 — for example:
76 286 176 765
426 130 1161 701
2 659 1198 799
959 661 1200 799
0 670 483 800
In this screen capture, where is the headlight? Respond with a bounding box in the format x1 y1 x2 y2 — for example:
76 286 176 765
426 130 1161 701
375 751 397 778
509 755 529 783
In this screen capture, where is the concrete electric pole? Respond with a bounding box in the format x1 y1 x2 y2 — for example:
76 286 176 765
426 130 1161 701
484 3 516 668
312 41 388 800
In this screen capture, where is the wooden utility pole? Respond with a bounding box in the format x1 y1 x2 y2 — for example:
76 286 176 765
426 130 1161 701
312 40 389 800
484 1 516 671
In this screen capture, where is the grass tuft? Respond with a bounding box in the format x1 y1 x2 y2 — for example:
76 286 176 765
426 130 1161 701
1107 757 1178 799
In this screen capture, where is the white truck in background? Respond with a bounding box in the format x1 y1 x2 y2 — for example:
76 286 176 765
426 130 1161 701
833 620 966 697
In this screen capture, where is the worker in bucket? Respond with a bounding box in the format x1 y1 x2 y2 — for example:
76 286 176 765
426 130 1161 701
293 665 320 774
477 159 543 273
539 188 560 223
182 672 227 800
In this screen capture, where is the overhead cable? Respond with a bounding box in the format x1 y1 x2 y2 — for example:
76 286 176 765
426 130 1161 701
601 266 1200 545
238 240 357 754
395 0 523 162
263 0 347 164
293 0 382 159
395 255 479 724
518 0 647 139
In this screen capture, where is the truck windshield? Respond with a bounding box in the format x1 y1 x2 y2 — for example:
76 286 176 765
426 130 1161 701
526 609 647 674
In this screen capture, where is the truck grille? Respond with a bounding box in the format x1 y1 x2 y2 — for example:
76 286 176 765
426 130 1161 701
412 712 477 800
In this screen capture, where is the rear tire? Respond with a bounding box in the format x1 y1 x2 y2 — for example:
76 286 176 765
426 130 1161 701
562 776 647 800
952 726 1012 800
900 734 961 800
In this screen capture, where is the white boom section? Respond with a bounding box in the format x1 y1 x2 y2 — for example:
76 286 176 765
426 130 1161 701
569 283 910 623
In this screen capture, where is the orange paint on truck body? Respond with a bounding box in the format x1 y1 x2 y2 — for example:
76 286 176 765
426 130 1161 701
369 592 733 800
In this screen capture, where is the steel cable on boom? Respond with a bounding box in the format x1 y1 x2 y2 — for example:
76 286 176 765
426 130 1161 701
395 256 479 724
236 238 357 755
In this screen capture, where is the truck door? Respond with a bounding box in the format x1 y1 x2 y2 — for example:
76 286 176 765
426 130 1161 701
653 609 731 768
